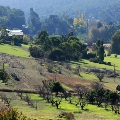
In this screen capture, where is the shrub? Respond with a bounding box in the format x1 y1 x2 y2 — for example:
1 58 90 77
0 107 31 120
106 62 112 66
29 46 44 58
114 54 117 58
89 57 99 63
49 48 65 61
0 69 9 83
59 112 74 120
47 64 54 73
87 52 96 59
50 81 64 96
107 54 111 56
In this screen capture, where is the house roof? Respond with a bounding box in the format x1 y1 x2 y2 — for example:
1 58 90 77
7 29 23 36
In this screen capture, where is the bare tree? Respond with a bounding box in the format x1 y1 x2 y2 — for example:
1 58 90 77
79 100 87 110
95 72 104 82
91 82 103 91
55 98 62 109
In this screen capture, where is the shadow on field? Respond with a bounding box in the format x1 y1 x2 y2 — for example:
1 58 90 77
84 109 89 111
79 61 88 65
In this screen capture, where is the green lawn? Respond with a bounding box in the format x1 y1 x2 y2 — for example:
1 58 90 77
0 44 30 58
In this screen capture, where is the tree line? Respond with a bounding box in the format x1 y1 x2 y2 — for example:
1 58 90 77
29 30 89 61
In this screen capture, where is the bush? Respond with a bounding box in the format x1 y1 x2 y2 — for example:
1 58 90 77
50 81 64 95
29 46 44 58
114 54 117 58
0 107 31 120
59 112 74 120
89 58 111 66
0 69 9 83
87 52 96 59
107 54 111 56
89 57 99 63
106 62 112 66
49 48 65 61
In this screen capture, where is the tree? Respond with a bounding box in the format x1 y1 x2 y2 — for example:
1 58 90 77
96 88 106 107
79 100 87 110
42 15 69 35
73 17 87 34
0 16 9 26
97 21 103 28
95 72 104 82
0 69 9 83
96 40 104 61
111 30 120 54
28 8 41 35
23 35 30 44
0 107 30 120
68 31 73 38
29 46 44 58
0 5 26 29
35 30 49 44
9 8 25 29
50 81 64 96
0 27 9 42
91 82 103 91
49 48 64 61
60 39 87 60
11 35 23 46
86 91 96 104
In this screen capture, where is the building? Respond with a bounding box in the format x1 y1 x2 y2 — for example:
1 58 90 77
7 29 23 37
6 29 24 45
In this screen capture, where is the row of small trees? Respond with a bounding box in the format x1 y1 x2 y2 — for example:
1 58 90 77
36 79 120 114
17 92 38 110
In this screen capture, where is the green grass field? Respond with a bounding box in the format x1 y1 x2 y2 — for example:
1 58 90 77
10 93 120 120
71 54 120 71
21 44 31 48
0 44 30 58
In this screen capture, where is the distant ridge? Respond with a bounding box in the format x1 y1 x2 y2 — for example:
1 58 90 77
0 0 120 21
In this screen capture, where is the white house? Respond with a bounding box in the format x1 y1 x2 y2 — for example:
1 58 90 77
6 29 23 37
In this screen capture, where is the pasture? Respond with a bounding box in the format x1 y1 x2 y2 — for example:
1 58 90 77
78 54 120 71
0 44 30 58
5 93 120 120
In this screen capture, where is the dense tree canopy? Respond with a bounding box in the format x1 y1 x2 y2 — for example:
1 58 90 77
42 15 70 35
111 30 120 54
29 30 88 61
28 8 41 35
0 5 25 29
90 25 120 43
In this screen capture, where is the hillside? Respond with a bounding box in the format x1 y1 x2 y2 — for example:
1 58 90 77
0 44 120 91
0 44 120 119
0 0 120 21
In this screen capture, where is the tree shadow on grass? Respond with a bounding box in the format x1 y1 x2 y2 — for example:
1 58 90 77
105 109 111 111
83 108 89 111
79 61 88 65
101 81 109 83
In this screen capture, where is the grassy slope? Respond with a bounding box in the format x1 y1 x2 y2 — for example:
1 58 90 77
11 94 120 120
0 44 30 58
71 54 120 71
0 44 120 119
21 44 30 49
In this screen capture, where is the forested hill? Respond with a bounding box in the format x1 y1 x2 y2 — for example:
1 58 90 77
0 0 120 21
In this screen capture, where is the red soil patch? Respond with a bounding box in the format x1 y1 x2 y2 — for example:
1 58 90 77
45 73 92 89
